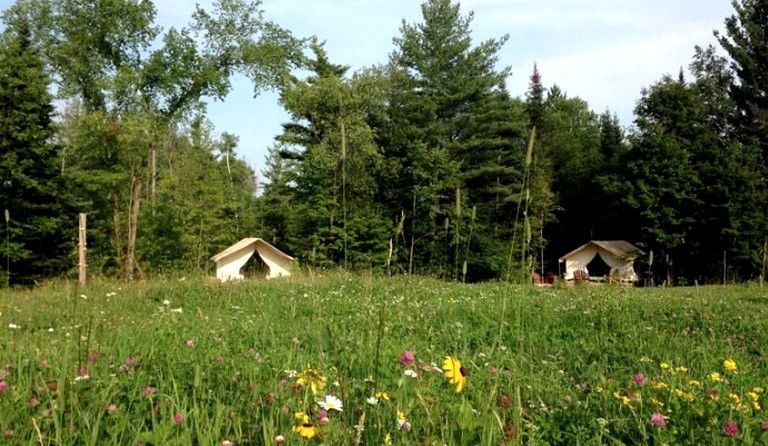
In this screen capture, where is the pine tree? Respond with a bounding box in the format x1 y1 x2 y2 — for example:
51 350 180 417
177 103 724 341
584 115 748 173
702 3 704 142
0 17 72 285
388 0 518 278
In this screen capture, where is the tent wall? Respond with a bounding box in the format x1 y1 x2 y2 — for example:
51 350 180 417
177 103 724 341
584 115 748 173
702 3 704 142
563 245 599 280
562 246 639 281
255 241 292 279
215 247 256 282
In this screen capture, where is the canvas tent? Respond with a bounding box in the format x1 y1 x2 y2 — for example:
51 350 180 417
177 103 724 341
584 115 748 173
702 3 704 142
211 238 293 282
558 240 644 282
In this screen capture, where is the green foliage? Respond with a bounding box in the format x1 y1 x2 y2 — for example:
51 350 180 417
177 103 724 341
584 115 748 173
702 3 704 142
0 17 74 285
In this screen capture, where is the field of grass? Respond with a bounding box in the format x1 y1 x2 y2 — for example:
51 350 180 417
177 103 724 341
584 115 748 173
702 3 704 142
1 275 767 445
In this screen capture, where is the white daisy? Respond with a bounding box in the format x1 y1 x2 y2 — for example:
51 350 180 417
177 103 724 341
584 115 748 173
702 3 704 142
317 394 343 412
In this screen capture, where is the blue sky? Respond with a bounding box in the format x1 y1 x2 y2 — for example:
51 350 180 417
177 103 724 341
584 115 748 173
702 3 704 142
1 0 735 176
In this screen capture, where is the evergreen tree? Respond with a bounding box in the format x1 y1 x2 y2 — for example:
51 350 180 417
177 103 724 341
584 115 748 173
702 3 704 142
275 40 389 269
715 0 768 157
0 16 72 285
625 74 703 285
388 0 520 279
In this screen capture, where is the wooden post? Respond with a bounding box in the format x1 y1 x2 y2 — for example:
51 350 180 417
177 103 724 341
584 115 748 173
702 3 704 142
78 213 87 286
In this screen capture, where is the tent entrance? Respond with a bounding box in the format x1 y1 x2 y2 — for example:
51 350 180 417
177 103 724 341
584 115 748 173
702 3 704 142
587 253 612 279
241 249 269 279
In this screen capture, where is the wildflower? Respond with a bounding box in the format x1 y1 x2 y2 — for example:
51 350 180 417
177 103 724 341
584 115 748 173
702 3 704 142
293 417 317 439
633 373 647 385
107 404 117 416
170 307 183 314
722 419 740 437
28 395 40 407
0 381 8 392
296 367 326 394
275 435 285 444
173 412 185 425
318 416 330 426
317 394 343 412
729 393 741 405
186 339 195 348
673 365 688 374
399 350 415 366
724 359 738 373
397 410 412 431
673 389 694 402
650 412 667 427
754 387 765 395
162 299 171 306
613 391 631 406
404 369 418 378
384 433 392 445
710 372 722 383
442 356 468 393
143 386 156 397
687 380 701 387
652 381 668 391
87 352 99 364
284 369 298 378
77 366 89 378
366 396 379 405
4 430 12 438
660 362 670 370
708 388 719 401
375 391 390 401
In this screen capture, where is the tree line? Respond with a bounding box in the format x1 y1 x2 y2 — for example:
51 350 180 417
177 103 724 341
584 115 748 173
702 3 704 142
1 0 766 286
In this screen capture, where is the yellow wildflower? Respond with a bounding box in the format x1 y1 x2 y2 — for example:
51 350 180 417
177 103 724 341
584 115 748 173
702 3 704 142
660 362 670 370
297 366 326 394
375 391 390 401
729 393 740 404
651 396 664 407
384 433 392 445
674 365 688 374
442 356 468 393
724 359 738 373
653 381 668 391
753 387 765 395
710 372 722 383
293 421 317 439
687 380 701 387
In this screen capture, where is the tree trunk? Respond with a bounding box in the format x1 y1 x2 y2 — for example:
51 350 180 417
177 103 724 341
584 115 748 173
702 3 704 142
125 175 142 281
112 191 124 275
665 253 674 286
408 190 416 275
150 141 157 214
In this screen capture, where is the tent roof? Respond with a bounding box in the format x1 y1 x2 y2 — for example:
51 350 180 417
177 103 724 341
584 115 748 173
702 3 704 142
558 240 645 262
211 238 294 263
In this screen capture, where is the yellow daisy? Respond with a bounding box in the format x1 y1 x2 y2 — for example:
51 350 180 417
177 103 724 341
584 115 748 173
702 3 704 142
442 356 468 393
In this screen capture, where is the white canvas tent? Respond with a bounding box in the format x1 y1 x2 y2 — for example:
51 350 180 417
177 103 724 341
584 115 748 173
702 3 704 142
211 238 294 282
558 240 644 282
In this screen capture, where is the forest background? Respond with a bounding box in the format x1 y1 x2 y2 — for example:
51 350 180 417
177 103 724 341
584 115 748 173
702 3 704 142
1 0 767 286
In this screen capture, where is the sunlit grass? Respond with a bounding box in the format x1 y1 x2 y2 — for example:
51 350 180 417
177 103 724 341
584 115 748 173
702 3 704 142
1 276 767 444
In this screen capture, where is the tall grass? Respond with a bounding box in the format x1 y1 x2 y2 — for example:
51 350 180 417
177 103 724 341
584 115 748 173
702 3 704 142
1 276 767 444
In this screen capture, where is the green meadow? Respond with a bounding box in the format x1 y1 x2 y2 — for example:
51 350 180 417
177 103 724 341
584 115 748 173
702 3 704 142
1 276 767 445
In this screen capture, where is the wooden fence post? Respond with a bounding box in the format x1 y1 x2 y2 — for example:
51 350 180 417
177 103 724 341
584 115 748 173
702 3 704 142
78 213 87 286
